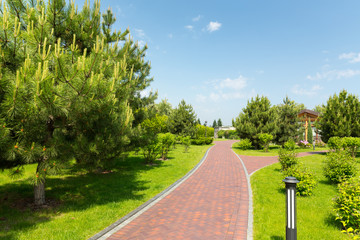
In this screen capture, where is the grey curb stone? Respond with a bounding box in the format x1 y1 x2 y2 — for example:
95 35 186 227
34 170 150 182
232 150 253 240
89 145 214 240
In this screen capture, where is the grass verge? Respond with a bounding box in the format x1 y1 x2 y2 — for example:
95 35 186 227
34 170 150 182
251 153 355 239
0 144 210 240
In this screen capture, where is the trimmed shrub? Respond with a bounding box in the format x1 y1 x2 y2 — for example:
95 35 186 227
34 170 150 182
284 139 296 151
327 136 344 152
278 148 298 171
324 151 356 183
238 138 252 150
333 176 360 234
283 164 317 196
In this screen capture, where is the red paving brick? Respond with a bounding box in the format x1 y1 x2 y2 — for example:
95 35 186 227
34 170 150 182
106 140 248 240
104 142 326 240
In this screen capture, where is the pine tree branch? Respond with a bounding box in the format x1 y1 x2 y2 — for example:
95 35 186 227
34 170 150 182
57 59 80 94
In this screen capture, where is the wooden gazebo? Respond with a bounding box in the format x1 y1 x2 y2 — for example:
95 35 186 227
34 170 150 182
298 109 320 142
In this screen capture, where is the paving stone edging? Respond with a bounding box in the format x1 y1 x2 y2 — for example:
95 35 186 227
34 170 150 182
232 150 254 240
88 145 214 240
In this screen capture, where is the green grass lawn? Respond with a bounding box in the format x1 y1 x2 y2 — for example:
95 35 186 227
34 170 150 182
0 144 211 240
232 143 328 156
251 153 357 239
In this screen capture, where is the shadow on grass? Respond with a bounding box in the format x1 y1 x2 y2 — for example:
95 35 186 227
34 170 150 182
0 155 165 239
270 236 284 240
324 213 342 229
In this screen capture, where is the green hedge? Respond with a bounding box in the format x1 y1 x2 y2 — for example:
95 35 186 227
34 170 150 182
191 137 214 145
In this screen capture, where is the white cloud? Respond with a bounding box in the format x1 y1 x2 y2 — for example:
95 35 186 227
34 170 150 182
292 84 323 96
192 15 201 22
168 33 173 39
339 52 360 63
219 75 247 90
206 21 222 32
195 75 252 103
185 25 194 31
307 69 360 81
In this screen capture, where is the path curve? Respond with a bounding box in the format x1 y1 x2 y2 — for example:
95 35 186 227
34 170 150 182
92 142 326 240
97 140 249 240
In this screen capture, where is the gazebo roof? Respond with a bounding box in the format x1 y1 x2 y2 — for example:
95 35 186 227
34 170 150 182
298 109 320 121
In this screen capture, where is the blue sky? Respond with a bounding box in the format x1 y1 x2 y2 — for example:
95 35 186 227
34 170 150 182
82 0 360 125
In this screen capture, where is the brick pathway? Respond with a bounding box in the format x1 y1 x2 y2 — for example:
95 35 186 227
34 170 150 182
103 140 249 240
97 142 326 240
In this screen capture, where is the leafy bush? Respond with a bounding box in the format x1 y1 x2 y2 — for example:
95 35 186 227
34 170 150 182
238 138 252 150
283 164 317 196
158 133 176 160
278 148 298 171
284 139 296 150
259 133 273 152
324 151 356 183
327 136 344 152
333 176 360 234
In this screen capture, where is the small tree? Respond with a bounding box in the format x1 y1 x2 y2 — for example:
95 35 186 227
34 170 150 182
181 136 191 153
259 133 273 152
158 133 176 160
212 120 217 128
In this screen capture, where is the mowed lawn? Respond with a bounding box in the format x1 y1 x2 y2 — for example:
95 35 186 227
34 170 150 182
251 153 359 240
0 144 211 240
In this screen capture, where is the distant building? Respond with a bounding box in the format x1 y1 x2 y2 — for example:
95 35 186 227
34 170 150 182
297 109 320 142
214 126 236 138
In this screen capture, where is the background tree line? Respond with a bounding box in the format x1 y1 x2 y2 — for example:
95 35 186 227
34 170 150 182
233 90 360 149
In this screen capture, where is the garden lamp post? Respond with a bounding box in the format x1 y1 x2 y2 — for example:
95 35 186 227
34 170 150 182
283 176 299 240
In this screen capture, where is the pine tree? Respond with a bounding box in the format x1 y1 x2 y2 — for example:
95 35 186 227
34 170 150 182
0 0 153 205
217 118 223 127
234 95 277 149
212 120 217 128
274 97 302 145
169 100 197 136
317 90 360 142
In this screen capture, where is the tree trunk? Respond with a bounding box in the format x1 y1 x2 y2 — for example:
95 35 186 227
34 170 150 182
34 180 45 206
